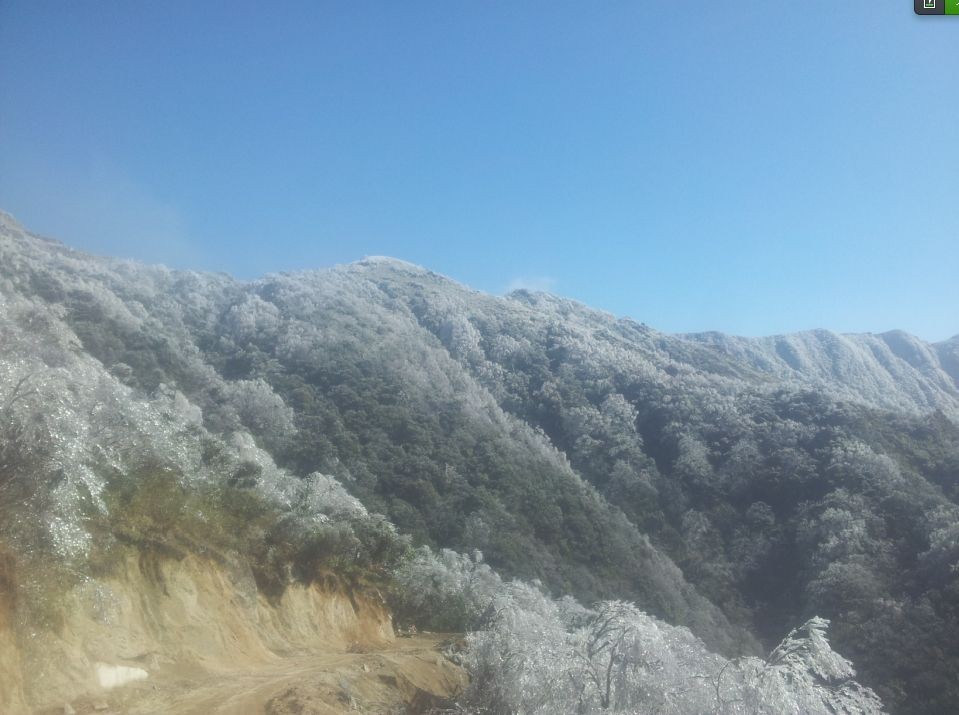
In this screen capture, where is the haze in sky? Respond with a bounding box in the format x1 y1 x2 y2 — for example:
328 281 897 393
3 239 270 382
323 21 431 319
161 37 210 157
1 2 956 341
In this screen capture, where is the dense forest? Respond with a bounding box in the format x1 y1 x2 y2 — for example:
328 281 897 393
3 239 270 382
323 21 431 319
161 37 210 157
2 212 958 713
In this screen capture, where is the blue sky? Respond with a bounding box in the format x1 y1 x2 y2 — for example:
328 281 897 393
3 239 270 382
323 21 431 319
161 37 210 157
1 2 956 340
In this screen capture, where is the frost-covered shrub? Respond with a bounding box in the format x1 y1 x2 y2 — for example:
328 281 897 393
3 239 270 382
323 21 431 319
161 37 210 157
390 547 503 631
734 616 885 715
222 378 297 451
463 597 884 715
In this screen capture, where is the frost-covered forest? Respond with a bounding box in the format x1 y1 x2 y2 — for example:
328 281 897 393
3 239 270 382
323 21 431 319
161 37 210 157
2 211 958 713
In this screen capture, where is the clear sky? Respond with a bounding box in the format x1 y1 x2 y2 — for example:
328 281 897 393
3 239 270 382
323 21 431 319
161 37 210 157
1 2 956 341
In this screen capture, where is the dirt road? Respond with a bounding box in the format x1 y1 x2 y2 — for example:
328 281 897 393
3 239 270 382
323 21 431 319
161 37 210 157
55 635 467 715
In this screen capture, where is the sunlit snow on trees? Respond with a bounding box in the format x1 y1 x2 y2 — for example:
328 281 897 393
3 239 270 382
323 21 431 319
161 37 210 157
0 285 385 564
392 547 883 714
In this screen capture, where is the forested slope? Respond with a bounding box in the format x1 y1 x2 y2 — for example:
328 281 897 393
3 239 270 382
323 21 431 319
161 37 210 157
1 212 957 712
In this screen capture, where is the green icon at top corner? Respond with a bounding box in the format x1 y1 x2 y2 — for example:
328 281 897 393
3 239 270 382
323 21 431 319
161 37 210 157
947 0 959 14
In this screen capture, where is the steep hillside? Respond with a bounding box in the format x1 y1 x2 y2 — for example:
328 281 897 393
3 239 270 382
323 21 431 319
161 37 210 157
0 213 749 656
1 212 957 713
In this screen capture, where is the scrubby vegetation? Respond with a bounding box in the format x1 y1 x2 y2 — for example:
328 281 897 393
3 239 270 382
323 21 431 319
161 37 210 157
390 546 883 714
0 283 408 635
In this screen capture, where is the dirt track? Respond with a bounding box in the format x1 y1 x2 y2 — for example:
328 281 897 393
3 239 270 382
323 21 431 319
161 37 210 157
55 635 466 715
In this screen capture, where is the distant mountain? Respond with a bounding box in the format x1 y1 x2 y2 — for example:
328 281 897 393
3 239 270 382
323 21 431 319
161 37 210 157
684 328 959 418
935 332 959 387
1 211 957 713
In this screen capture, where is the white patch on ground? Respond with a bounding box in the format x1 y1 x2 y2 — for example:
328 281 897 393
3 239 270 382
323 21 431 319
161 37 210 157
94 663 148 689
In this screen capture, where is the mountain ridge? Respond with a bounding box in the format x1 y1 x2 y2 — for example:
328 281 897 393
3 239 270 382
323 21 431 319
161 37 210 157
3 211 959 712
3 209 952 391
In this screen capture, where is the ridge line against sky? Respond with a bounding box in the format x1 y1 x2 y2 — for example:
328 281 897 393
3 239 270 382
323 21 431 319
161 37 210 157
3 208 955 345
0 2 956 341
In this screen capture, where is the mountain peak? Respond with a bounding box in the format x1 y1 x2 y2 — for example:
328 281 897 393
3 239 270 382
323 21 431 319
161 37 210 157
353 255 426 271
0 209 23 230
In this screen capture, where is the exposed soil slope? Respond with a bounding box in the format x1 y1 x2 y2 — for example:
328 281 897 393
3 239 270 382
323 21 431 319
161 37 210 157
2 550 464 715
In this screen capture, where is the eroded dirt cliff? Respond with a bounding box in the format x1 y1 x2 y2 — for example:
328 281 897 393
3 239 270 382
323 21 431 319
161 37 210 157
0 548 465 715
